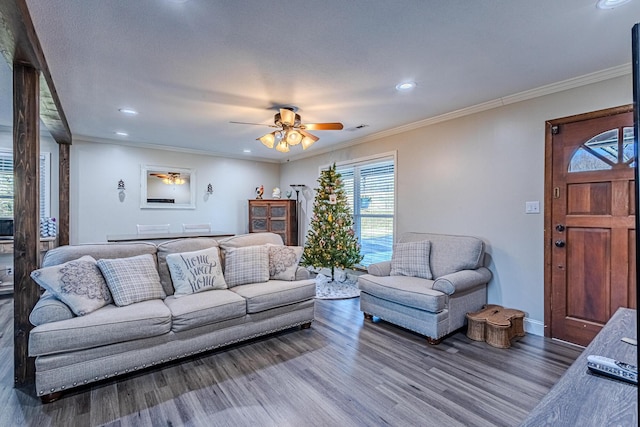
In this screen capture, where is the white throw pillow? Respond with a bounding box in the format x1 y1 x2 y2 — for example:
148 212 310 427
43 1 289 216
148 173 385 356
223 245 269 287
97 254 165 306
30 255 112 316
267 244 303 281
390 240 433 280
166 247 227 296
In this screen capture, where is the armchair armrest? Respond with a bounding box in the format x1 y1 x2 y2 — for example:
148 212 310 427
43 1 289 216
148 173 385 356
433 267 492 295
367 261 391 276
295 266 311 280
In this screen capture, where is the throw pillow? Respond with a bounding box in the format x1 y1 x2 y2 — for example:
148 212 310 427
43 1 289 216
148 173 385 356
30 255 113 316
390 240 433 280
97 254 165 306
223 245 269 287
166 246 227 296
266 244 303 281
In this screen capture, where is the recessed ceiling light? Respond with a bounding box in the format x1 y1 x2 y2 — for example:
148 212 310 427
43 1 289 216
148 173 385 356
243 149 252 154
115 131 129 137
395 81 417 91
596 0 632 9
118 108 138 115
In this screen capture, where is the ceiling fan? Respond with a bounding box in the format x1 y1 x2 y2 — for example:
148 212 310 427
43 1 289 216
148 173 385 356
230 107 343 153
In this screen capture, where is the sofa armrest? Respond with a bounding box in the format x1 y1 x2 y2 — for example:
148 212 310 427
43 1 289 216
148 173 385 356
295 266 311 280
367 261 391 276
433 267 492 295
29 292 75 326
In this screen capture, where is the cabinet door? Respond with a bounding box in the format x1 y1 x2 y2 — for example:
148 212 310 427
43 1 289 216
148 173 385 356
249 204 269 232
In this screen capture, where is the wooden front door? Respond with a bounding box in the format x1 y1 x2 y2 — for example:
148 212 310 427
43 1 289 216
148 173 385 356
546 106 636 346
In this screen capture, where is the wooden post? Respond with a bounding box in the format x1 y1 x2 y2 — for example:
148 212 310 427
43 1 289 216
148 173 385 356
13 62 40 387
58 142 70 246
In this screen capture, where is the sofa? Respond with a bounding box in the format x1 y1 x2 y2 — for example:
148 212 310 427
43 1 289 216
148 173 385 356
27 232 315 401
357 232 492 344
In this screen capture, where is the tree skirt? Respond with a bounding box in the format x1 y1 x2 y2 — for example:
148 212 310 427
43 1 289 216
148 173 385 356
315 273 360 300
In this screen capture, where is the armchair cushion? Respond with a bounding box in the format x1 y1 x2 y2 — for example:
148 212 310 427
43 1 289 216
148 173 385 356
432 267 493 295
390 240 432 279
357 275 445 313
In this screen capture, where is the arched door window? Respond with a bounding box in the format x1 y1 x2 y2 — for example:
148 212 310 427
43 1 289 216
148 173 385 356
568 127 635 172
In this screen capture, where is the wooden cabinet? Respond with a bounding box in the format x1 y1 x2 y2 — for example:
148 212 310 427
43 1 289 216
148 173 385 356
248 199 297 245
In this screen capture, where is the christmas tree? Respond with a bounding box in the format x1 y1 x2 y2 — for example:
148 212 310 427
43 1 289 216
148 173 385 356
301 163 363 280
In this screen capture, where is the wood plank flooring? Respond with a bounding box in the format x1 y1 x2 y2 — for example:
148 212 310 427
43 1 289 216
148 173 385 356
0 296 582 427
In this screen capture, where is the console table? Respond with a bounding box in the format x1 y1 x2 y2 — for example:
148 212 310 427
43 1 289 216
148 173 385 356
0 236 58 296
106 231 234 243
520 307 637 426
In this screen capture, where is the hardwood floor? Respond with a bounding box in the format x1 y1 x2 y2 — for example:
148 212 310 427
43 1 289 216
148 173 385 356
0 296 581 427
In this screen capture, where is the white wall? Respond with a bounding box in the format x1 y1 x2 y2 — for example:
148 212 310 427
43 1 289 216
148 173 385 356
70 140 280 243
280 74 634 334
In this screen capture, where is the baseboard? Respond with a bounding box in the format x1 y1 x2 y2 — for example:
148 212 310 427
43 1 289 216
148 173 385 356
524 317 545 336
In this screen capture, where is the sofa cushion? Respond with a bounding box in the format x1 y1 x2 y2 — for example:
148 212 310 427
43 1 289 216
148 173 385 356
224 245 270 287
164 289 246 332
97 254 166 306
399 232 484 278
219 232 284 249
30 255 113 316
390 240 432 280
231 279 316 313
267 244 303 281
357 274 446 313
167 246 227 296
29 291 75 326
156 238 220 295
29 299 172 356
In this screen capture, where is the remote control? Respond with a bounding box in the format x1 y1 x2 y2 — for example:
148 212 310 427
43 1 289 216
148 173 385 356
587 355 638 385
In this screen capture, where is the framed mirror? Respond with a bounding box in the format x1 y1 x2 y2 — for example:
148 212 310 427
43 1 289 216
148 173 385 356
141 165 196 209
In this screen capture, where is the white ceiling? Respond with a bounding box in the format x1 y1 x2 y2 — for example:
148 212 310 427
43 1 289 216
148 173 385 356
2 1 639 162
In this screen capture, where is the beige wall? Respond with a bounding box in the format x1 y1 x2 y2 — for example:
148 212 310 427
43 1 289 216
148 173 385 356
280 74 634 334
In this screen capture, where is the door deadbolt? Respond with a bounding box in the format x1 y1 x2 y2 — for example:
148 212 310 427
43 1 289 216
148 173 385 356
556 224 565 232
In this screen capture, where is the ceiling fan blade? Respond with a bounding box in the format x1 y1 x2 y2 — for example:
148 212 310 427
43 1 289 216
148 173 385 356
229 121 278 128
279 108 296 127
302 122 344 131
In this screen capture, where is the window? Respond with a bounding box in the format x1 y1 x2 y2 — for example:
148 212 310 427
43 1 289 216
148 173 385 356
335 154 395 267
568 127 635 172
0 150 51 219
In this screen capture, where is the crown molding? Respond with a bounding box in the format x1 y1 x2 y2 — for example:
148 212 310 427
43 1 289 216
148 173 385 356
72 134 281 164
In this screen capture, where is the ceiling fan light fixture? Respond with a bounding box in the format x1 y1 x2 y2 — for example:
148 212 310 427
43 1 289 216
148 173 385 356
286 129 303 145
280 108 296 126
258 132 276 148
275 140 290 153
301 136 316 150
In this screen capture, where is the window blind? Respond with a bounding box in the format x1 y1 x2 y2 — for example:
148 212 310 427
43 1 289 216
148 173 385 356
0 151 50 219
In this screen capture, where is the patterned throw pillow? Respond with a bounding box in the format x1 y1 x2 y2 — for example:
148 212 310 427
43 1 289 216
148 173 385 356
97 254 166 306
223 245 269 287
30 255 112 316
267 244 303 281
166 247 227 296
390 240 433 279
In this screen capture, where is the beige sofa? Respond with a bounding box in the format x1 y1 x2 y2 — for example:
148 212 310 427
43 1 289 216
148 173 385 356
358 232 492 344
28 233 315 401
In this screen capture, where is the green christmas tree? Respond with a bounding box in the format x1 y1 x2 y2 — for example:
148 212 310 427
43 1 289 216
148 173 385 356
301 163 363 281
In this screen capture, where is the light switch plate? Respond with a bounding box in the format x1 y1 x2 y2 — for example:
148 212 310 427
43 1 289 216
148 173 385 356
525 201 540 214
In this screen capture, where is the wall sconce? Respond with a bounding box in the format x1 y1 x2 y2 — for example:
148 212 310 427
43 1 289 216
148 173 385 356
118 179 126 202
206 183 213 194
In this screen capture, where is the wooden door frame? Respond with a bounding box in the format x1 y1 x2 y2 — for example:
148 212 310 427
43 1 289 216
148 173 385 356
543 104 634 338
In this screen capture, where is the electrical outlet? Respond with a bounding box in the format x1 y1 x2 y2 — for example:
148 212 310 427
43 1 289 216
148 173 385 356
6 266 12 275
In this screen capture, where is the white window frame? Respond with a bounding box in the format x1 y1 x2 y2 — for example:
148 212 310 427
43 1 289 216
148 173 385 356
320 151 397 266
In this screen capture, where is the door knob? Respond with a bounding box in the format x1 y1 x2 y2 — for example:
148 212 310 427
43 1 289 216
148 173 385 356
555 240 566 248
556 224 565 232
